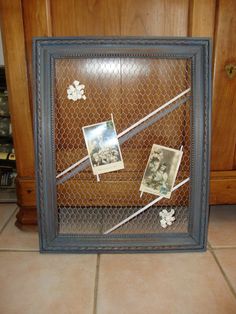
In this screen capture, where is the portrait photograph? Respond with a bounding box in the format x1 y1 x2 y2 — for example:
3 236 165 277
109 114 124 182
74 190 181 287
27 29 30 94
82 119 124 175
140 144 183 198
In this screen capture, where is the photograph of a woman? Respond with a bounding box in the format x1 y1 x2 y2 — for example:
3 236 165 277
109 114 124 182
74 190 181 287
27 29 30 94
140 144 183 198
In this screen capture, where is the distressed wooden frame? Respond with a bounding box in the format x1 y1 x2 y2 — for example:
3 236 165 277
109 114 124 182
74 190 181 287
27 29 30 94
33 37 211 253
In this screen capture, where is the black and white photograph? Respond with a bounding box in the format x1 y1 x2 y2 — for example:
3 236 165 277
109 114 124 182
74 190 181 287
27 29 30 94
82 119 124 175
140 144 183 198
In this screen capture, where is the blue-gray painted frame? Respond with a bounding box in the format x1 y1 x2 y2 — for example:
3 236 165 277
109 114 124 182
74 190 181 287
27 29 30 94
33 37 211 253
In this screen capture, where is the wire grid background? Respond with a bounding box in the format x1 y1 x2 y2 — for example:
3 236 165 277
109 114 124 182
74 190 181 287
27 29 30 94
54 57 192 235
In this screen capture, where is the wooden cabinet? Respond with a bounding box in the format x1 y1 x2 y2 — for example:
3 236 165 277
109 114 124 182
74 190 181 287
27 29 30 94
0 0 235 225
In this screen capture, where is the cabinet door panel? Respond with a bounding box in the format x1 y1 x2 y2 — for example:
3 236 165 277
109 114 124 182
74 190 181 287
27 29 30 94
51 0 120 36
211 0 236 170
121 0 189 36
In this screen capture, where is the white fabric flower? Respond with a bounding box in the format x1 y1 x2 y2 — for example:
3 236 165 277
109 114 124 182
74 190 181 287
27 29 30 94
67 81 86 101
159 209 175 228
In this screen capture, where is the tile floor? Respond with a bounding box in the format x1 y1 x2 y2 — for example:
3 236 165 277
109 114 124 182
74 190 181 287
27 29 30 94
0 204 236 314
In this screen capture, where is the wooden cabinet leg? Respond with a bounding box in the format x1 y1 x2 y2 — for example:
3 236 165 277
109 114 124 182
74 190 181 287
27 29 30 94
15 176 37 225
15 205 37 226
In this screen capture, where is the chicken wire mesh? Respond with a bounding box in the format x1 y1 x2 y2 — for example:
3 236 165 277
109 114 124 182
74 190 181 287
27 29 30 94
54 57 192 235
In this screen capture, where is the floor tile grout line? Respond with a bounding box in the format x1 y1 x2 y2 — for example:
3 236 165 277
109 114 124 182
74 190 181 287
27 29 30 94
208 240 236 250
209 247 236 300
0 249 39 253
0 206 18 235
212 246 236 250
93 254 100 314
207 241 212 249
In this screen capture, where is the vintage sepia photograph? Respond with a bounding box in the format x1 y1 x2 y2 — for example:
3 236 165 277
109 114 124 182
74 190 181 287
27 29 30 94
82 119 124 175
140 144 183 198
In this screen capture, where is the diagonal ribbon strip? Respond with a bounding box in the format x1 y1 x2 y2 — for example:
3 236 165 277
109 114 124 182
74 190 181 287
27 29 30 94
103 177 190 235
57 95 190 185
57 88 190 180
56 88 191 185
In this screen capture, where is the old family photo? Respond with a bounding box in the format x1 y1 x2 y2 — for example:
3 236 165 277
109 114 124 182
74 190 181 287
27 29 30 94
83 121 182 197
140 144 183 198
82 120 124 175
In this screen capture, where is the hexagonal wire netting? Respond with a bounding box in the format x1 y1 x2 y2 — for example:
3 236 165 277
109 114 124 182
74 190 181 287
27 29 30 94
54 57 192 235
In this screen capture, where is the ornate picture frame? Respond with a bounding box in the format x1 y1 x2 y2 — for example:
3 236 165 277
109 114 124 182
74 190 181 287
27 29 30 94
33 37 211 253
